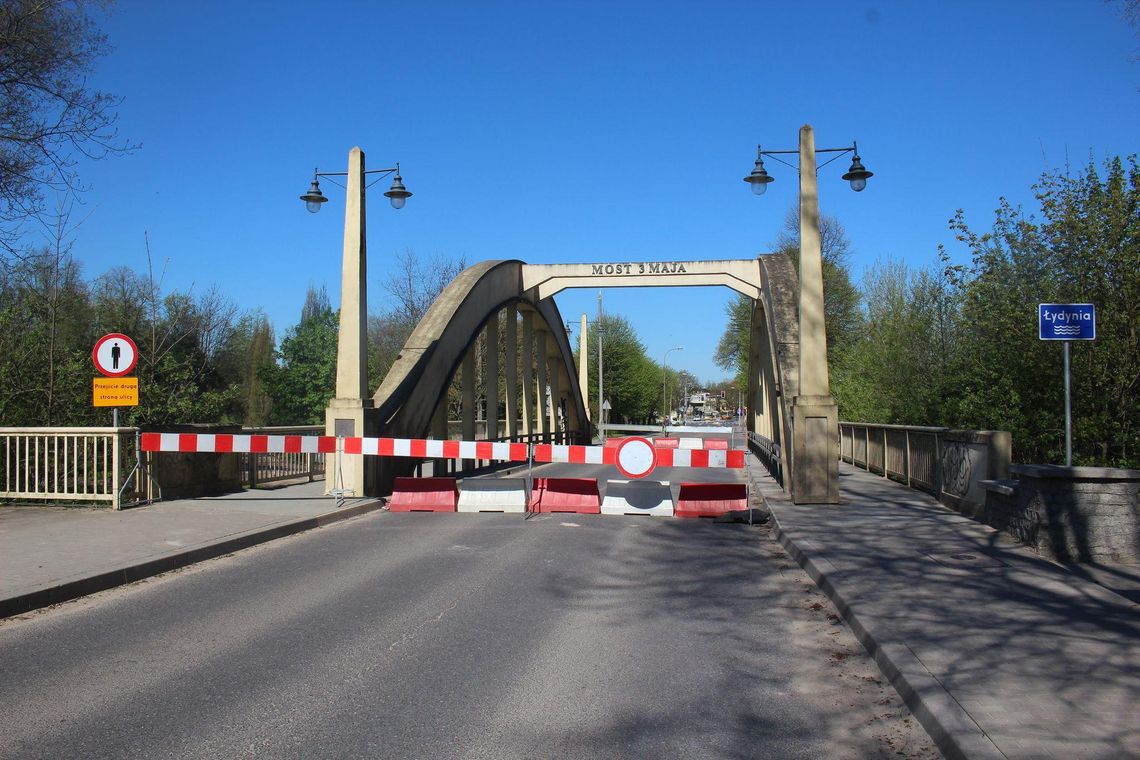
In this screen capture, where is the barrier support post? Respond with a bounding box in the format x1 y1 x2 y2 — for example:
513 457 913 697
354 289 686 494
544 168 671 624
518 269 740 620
525 442 534 514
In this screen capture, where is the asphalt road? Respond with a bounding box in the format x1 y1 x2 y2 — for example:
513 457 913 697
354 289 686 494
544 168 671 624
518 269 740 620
0 476 938 759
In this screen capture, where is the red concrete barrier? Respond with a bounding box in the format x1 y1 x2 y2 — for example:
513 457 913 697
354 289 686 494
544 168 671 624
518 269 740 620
675 482 748 518
654 437 679 448
703 439 729 450
530 478 601 514
387 477 459 512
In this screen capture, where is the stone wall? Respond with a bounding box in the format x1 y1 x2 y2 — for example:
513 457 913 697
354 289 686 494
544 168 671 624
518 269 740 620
937 430 1011 516
983 465 1140 563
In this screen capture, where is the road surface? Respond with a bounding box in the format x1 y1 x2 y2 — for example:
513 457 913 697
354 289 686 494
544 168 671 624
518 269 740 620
0 473 938 759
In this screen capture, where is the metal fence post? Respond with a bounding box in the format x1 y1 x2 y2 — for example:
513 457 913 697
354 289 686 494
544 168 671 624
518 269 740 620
882 426 888 478
111 429 121 510
904 429 912 487
934 431 943 499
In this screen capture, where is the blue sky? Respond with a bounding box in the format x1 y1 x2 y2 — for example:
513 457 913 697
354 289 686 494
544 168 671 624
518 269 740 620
41 1 1140 384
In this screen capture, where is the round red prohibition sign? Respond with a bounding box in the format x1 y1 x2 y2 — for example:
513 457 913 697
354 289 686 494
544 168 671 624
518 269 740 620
93 333 138 377
615 436 657 479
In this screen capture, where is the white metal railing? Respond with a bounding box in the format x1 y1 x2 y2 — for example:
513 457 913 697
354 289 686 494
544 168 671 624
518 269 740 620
1 427 145 510
239 425 326 487
838 421 1011 511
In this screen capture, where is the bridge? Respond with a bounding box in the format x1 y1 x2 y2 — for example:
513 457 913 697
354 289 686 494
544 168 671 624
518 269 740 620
330 254 814 503
1 129 1138 760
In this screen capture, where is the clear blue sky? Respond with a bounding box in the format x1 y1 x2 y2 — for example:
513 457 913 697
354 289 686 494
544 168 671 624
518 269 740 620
46 0 1140 385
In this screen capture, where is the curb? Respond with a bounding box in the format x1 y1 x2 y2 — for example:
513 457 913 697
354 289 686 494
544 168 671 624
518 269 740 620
746 461 1005 760
0 499 385 620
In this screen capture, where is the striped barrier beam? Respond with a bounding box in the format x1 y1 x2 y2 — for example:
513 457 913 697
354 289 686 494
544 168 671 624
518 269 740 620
533 443 744 469
139 434 745 470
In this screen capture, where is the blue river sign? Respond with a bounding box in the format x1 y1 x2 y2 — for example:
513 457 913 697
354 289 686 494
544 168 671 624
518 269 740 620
1038 303 1096 341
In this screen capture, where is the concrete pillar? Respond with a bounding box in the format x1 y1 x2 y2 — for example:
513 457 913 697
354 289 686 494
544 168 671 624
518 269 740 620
504 304 519 439
747 299 763 438
536 329 550 437
325 146 373 496
521 311 535 436
462 346 476 469
485 315 500 440
792 124 839 504
578 314 589 421
548 347 561 438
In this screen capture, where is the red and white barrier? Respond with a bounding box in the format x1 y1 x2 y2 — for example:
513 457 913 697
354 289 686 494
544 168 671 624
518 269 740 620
530 478 601 514
139 432 753 520
140 433 745 471
601 480 674 517
457 478 528 513
675 482 749 518
388 477 459 512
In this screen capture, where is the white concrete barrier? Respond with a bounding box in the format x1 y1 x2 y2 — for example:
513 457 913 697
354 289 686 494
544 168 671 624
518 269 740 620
457 478 528 513
601 480 674 517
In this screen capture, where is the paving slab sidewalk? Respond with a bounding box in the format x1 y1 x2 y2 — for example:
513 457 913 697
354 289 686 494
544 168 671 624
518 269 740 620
750 460 1140 760
0 481 382 618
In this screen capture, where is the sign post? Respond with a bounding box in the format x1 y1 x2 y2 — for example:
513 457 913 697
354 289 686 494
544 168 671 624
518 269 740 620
1038 304 1096 465
93 333 140 426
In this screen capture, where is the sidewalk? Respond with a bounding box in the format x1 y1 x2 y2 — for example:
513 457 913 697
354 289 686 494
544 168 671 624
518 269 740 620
752 460 1140 760
0 481 382 618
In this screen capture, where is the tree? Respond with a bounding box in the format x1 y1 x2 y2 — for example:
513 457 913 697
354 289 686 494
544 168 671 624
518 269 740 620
945 156 1140 465
369 249 466 388
580 314 659 423
832 258 959 424
214 312 275 426
713 294 751 390
262 286 338 425
773 207 864 361
1 0 134 256
714 210 863 397
0 238 93 424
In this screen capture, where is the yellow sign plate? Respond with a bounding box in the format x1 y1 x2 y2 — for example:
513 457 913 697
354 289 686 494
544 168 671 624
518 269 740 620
93 377 139 407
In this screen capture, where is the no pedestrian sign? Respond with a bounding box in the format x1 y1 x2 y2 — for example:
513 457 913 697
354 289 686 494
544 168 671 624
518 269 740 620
1038 304 1096 341
93 333 139 377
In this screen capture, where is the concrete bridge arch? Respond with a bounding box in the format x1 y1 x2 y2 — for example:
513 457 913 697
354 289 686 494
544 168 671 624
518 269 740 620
363 254 815 500
365 259 588 493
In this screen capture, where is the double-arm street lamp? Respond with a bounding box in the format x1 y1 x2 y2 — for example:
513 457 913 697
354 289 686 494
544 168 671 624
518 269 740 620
742 125 872 504
300 162 412 213
662 346 683 422
299 147 412 496
743 141 872 195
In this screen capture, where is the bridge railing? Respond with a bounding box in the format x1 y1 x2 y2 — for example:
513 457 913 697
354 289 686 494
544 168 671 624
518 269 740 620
239 425 326 487
839 422 1011 513
1 427 144 510
747 431 783 486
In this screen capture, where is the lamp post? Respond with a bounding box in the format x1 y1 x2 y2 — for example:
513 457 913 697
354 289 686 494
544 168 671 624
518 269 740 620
300 147 411 496
744 125 872 504
596 291 604 437
662 346 683 424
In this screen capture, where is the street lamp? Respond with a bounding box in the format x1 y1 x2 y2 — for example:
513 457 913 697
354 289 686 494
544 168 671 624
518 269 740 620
300 163 412 212
662 346 683 423
743 125 871 504
299 147 411 497
743 141 873 194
